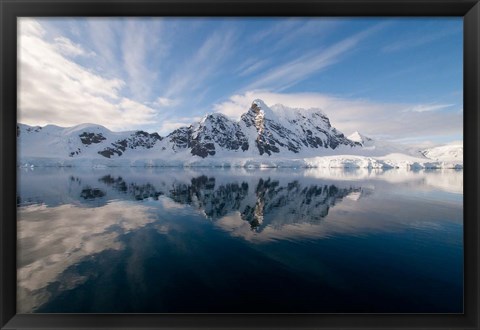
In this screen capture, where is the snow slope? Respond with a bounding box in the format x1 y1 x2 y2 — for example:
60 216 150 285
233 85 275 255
421 143 463 161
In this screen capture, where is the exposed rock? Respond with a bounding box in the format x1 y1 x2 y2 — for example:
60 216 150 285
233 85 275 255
79 132 106 145
97 130 162 158
167 113 249 158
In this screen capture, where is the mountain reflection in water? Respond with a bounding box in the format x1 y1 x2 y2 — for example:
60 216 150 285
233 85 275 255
17 168 463 313
95 173 365 231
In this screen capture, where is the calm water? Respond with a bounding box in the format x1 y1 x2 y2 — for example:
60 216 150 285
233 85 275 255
17 167 463 313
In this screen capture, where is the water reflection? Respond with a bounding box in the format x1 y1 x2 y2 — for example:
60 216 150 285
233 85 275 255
17 201 157 312
17 168 463 313
19 170 370 233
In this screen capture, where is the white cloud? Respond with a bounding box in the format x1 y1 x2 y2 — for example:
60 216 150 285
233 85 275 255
18 18 157 131
117 98 157 124
18 19 45 37
158 116 202 135
406 103 454 113
214 91 462 140
53 36 96 57
155 97 179 107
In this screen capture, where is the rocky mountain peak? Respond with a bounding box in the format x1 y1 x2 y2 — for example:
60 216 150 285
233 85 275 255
201 112 229 124
18 99 362 161
250 99 276 118
251 99 268 111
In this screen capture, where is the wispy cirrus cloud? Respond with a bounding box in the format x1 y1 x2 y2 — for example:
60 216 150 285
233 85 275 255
122 21 161 99
406 103 455 113
382 26 461 53
244 23 388 92
164 29 237 98
258 19 340 53
250 18 304 44
237 59 271 77
250 18 338 47
121 20 162 100
87 19 119 66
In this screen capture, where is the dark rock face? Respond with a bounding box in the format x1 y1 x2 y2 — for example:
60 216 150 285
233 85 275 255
69 148 81 157
79 132 106 145
98 149 120 158
97 130 162 158
190 141 216 158
255 119 300 155
203 114 249 151
241 103 360 156
167 114 249 158
168 127 191 150
17 125 42 137
165 102 360 158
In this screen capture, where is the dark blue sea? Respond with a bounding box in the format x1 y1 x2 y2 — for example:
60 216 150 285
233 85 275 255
17 167 463 313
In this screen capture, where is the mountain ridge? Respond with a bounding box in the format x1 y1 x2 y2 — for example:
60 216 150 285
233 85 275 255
17 99 463 169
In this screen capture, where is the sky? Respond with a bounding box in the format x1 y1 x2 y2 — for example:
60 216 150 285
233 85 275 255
18 17 463 145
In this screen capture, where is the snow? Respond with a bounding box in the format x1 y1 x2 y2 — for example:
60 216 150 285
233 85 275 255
18 153 461 169
422 143 463 161
17 99 463 170
348 131 372 145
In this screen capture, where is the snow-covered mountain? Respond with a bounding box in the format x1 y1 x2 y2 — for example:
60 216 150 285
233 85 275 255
347 131 425 157
18 123 161 161
241 100 359 154
421 143 463 161
165 99 359 158
348 131 373 146
17 99 463 169
167 113 250 157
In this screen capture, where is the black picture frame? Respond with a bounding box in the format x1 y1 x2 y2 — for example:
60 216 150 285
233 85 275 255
1 0 479 329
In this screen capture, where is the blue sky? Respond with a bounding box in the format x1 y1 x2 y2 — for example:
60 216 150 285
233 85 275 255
18 17 462 145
